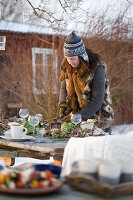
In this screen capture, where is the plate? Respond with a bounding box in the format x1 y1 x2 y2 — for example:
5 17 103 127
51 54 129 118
0 135 35 142
0 136 32 142
0 179 63 196
3 138 31 142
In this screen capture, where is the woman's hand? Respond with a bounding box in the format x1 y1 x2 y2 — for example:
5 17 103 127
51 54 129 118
62 114 71 122
59 103 71 118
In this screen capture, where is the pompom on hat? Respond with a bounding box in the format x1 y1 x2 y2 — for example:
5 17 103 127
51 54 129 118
64 31 89 63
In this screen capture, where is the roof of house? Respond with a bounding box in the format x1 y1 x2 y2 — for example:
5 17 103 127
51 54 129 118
0 20 67 36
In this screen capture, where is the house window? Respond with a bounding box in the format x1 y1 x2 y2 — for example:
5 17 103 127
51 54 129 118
22 12 29 22
0 10 2 21
0 36 6 50
32 48 58 95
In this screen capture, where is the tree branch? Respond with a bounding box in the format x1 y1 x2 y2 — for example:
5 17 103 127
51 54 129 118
126 0 133 5
26 0 62 26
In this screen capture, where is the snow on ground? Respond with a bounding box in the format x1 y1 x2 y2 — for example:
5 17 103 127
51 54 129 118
13 124 133 167
112 124 133 135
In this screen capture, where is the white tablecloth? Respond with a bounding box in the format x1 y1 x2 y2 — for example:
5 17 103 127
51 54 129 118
61 134 133 177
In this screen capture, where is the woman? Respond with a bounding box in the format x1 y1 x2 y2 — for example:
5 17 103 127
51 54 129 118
58 31 114 134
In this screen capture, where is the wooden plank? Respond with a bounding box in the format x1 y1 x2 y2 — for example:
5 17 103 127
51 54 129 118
0 148 51 160
0 138 66 154
53 154 63 161
17 151 51 160
0 149 18 157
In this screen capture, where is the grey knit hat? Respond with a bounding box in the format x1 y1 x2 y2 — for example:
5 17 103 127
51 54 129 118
64 31 89 63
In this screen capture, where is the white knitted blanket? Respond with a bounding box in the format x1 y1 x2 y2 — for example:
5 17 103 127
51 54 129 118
61 135 133 177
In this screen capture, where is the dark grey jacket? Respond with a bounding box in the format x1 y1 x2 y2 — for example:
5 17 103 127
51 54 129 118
59 66 105 121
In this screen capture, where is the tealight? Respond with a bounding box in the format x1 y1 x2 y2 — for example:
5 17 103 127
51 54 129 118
98 162 121 185
120 161 133 183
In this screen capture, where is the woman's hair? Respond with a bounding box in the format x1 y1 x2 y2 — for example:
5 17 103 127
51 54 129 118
61 47 101 74
79 48 101 73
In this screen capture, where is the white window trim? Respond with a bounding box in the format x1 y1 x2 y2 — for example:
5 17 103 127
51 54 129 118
0 36 6 50
32 47 58 95
22 12 29 23
0 10 2 21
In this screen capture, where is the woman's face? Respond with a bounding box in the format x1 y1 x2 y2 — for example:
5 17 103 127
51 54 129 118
65 56 80 68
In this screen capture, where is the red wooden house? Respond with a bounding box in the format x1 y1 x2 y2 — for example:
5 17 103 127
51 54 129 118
0 20 64 118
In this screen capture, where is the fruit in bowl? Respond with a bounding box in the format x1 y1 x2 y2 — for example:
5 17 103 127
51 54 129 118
0 167 55 189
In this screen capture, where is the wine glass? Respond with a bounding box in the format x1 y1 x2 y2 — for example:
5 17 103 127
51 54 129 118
28 115 39 136
71 113 82 125
37 114 43 126
19 109 29 121
37 114 42 122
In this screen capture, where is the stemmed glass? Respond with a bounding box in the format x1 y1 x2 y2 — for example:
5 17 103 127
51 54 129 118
37 114 43 123
19 109 29 121
71 113 82 125
28 115 39 136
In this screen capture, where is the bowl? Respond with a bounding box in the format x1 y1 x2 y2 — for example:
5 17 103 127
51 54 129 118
80 121 94 130
33 164 62 178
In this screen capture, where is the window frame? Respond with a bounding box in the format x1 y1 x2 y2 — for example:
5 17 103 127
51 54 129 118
0 36 6 50
0 10 2 21
32 47 58 95
22 12 30 23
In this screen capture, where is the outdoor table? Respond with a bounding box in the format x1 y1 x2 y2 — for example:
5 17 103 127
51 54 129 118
1 136 133 199
0 137 67 166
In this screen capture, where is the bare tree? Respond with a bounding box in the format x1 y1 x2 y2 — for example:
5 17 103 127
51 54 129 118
126 0 133 5
0 0 89 30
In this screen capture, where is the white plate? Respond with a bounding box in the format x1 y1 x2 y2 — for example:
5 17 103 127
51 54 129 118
0 136 32 142
2 129 36 142
4 138 31 142
0 134 36 142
